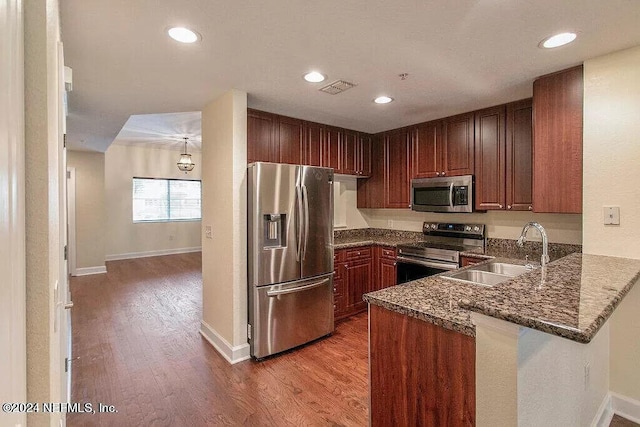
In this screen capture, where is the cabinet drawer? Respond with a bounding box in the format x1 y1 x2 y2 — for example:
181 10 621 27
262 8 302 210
345 247 372 260
380 246 397 260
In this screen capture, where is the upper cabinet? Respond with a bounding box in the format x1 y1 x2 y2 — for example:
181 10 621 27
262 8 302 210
474 100 533 211
276 116 303 165
303 121 324 167
247 109 277 164
506 99 533 211
533 66 583 213
247 109 302 165
412 120 442 178
384 128 412 208
248 109 371 177
474 105 506 210
443 112 475 176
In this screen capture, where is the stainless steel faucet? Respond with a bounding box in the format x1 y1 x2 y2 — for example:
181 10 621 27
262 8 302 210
516 222 550 267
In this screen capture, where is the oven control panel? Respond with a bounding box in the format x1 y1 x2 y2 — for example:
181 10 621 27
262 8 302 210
422 222 485 238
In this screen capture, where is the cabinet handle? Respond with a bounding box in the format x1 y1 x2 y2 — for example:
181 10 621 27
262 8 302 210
393 262 397 266
528 205 533 211
357 251 361 255
507 205 512 210
333 287 337 292
344 264 348 268
441 171 446 176
436 172 440 176
499 204 503 208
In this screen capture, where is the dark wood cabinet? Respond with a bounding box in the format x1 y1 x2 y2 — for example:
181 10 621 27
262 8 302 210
358 134 372 177
276 116 303 164
357 135 385 208
324 126 341 171
533 65 583 213
474 105 507 210
506 99 533 211
413 121 442 178
247 109 276 163
443 112 475 176
374 246 397 291
333 247 373 320
369 305 476 427
340 130 358 175
303 121 324 167
346 258 372 313
384 128 412 208
474 99 533 212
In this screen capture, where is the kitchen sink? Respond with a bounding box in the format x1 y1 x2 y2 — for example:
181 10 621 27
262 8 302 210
441 261 537 287
472 262 531 277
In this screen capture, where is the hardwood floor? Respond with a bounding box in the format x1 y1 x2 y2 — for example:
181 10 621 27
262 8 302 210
69 253 369 426
611 415 640 427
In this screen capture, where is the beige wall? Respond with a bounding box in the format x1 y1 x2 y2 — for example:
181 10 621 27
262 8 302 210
24 0 64 425
360 209 582 244
334 176 368 229
201 90 248 358
67 150 106 269
583 46 640 401
104 143 202 259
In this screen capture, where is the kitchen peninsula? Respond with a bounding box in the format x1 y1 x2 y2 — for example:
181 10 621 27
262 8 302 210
365 252 640 426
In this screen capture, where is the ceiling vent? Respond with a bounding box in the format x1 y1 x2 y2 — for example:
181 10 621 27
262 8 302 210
319 80 357 95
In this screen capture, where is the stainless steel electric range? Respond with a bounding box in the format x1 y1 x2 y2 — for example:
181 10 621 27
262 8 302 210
396 222 486 284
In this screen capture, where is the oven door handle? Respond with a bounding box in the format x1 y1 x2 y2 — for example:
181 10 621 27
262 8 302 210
396 256 459 271
449 182 455 209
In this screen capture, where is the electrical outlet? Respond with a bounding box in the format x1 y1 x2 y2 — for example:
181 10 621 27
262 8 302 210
169 235 175 241
205 225 213 239
603 206 620 225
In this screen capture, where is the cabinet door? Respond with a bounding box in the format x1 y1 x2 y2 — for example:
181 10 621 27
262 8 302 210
384 129 412 208
247 109 276 163
443 112 474 176
358 134 372 177
276 116 303 165
357 135 384 208
303 121 324 166
323 126 341 170
379 259 397 290
340 130 359 175
506 99 533 211
346 258 373 313
413 120 442 178
533 66 583 213
474 105 506 210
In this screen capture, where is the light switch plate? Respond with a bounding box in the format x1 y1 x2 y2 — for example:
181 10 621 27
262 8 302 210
604 206 620 225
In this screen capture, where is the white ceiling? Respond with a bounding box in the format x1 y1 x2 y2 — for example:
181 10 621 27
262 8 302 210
61 0 640 152
112 112 201 152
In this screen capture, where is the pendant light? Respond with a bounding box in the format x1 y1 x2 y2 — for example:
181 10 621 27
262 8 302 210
177 137 195 172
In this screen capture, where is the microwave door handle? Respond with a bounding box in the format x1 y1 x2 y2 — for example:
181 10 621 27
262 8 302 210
449 182 455 209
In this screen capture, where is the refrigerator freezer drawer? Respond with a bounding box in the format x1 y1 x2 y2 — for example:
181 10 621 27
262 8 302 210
249 274 334 359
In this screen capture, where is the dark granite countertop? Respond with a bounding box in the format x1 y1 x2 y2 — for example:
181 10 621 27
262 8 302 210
333 229 424 249
365 253 640 343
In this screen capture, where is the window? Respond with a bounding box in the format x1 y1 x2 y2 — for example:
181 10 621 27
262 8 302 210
132 178 201 222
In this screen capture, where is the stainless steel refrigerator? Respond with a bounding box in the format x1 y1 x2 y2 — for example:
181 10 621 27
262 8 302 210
247 162 334 359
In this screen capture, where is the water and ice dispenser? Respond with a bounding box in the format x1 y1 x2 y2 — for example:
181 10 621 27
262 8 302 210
263 214 286 248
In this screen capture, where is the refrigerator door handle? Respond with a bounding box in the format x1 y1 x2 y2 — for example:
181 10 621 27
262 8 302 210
302 184 310 260
266 277 330 297
295 185 303 262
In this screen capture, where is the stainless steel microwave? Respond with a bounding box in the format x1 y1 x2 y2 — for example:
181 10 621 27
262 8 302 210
411 175 474 213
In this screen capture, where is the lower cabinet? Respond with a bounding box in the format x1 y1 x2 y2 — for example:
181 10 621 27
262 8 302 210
460 255 486 267
369 305 475 426
375 246 397 291
334 245 397 321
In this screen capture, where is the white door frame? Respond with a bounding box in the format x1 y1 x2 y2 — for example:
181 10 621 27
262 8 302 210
0 1 27 426
67 167 77 276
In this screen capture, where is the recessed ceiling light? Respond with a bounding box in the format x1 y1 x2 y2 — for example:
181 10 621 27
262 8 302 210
539 32 577 49
167 27 200 43
374 96 394 104
304 71 326 83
